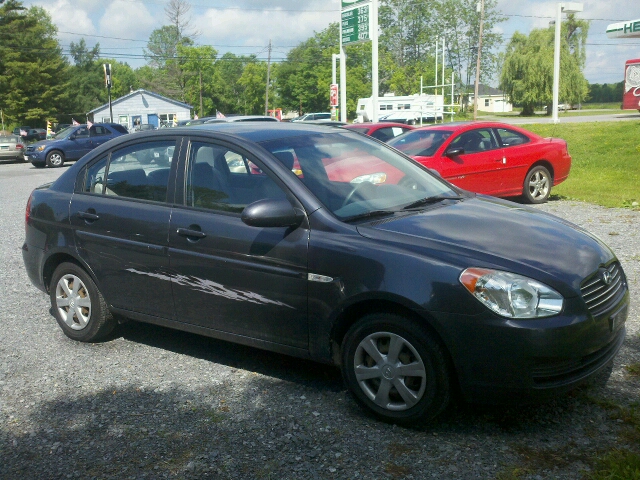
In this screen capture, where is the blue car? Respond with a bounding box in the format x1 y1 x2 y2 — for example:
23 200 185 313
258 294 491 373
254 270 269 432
26 123 128 168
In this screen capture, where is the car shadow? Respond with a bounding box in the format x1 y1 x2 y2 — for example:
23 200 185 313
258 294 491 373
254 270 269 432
116 321 344 393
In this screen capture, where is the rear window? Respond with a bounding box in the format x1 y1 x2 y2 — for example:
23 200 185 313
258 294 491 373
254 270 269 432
110 124 129 134
388 130 453 157
0 136 18 143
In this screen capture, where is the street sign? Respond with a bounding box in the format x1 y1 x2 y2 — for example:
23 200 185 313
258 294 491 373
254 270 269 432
341 3 370 46
330 84 339 107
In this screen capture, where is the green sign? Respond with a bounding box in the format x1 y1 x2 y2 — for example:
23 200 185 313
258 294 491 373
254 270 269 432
341 0 368 7
341 3 370 45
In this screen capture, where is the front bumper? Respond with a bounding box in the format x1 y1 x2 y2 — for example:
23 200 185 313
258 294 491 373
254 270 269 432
432 291 629 404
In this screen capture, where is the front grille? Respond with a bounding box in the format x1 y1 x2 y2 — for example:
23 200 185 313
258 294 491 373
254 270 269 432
580 262 626 317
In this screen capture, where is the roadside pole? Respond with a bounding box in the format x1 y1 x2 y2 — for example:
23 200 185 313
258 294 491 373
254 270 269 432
371 0 378 122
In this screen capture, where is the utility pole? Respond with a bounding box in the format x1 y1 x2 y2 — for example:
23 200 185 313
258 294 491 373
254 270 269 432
199 70 203 118
473 0 485 121
265 39 272 116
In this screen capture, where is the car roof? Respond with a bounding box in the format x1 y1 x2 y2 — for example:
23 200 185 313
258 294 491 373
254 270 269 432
184 121 354 142
345 122 415 130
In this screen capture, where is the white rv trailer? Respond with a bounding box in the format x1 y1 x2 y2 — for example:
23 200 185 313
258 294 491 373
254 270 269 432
354 93 444 124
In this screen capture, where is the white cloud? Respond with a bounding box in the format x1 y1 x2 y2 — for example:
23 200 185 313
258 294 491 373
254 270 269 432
98 1 157 40
44 0 96 37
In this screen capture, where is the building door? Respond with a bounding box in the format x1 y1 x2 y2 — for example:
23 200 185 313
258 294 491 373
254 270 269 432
148 114 159 127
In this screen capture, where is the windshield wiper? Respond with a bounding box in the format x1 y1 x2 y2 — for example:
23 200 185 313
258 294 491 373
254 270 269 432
402 195 464 210
342 209 398 223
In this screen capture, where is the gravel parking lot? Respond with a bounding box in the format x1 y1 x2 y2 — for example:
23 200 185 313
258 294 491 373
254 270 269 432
1 161 638 479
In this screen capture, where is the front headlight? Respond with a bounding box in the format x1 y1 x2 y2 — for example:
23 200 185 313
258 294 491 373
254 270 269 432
459 268 563 318
36 145 46 151
350 172 387 184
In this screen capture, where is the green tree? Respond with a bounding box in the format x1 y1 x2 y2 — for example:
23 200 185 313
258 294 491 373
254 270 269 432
213 53 256 114
143 1 197 102
237 61 268 115
178 44 217 117
0 0 69 125
68 38 104 116
277 23 373 118
500 20 589 115
379 0 505 96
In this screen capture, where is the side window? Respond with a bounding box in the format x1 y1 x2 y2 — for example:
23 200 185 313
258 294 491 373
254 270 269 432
75 127 89 138
224 151 250 174
496 128 530 147
99 140 175 202
449 128 498 154
90 126 108 136
84 157 108 194
186 141 287 214
370 128 394 142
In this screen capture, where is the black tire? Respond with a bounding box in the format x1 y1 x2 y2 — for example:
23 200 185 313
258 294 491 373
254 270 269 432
522 165 551 204
341 313 451 425
46 150 65 168
49 262 116 342
32 162 46 168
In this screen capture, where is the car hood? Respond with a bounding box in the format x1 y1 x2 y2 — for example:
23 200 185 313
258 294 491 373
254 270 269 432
30 138 65 148
356 196 615 296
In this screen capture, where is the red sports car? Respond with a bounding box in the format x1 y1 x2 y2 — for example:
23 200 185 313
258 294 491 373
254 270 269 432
387 121 571 203
343 122 415 142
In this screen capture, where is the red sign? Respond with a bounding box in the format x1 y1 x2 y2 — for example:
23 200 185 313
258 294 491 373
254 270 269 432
330 84 339 107
624 58 640 111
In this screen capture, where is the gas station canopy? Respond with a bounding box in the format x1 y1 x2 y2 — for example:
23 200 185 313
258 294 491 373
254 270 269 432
607 19 640 39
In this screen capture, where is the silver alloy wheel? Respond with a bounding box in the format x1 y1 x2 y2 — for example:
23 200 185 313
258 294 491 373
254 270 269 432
55 274 92 330
528 170 550 201
353 331 427 411
48 152 63 167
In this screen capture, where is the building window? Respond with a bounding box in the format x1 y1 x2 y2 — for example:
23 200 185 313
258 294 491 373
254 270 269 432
397 104 411 110
159 113 177 127
484 99 490 107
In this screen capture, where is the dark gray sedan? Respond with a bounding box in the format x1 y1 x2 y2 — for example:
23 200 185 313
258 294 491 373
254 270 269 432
22 123 628 425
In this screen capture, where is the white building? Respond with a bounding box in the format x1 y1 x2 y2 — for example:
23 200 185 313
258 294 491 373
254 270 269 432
467 85 513 113
88 89 193 130
354 93 444 124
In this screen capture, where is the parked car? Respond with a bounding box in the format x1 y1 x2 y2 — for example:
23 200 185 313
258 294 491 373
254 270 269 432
23 123 628 424
344 122 415 142
387 121 571 203
13 126 32 137
25 123 128 168
0 135 26 162
291 112 332 122
133 124 156 132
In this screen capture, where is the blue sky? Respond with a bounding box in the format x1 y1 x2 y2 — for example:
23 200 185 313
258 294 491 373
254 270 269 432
23 0 640 86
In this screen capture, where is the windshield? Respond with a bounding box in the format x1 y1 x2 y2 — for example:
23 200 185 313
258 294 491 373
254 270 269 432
51 126 76 139
388 129 453 157
259 131 459 220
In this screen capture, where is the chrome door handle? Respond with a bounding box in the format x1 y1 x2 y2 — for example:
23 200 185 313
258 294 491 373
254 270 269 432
177 227 206 239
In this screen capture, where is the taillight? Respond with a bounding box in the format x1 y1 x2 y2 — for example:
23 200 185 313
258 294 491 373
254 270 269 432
25 191 34 228
16 144 24 150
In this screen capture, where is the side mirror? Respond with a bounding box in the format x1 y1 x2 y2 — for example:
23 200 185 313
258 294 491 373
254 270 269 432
445 147 464 157
241 198 304 228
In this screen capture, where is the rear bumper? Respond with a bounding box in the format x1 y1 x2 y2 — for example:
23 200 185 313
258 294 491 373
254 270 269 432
22 243 47 293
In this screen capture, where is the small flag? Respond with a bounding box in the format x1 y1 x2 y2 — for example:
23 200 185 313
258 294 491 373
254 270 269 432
87 120 93 129
216 110 226 119
20 129 27 136
72 118 79 126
